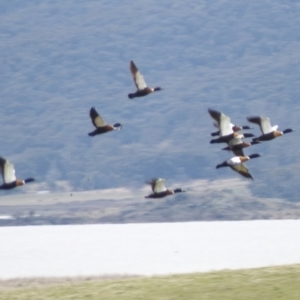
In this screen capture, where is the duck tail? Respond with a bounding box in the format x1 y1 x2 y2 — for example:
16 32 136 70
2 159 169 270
128 93 135 99
248 153 261 159
88 131 96 137
211 131 220 136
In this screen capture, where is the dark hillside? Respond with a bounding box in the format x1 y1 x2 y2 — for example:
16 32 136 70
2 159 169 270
0 1 300 202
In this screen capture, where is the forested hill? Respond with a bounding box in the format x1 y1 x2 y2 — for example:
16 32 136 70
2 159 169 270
1 1 300 200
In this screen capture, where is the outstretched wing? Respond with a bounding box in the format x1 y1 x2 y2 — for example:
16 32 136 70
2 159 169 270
130 60 147 90
146 178 167 193
90 107 106 128
0 157 17 184
230 163 253 180
228 135 244 156
208 109 233 136
247 116 273 134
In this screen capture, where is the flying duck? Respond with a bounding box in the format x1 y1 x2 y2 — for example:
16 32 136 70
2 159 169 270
0 156 34 190
247 116 293 142
208 109 254 144
128 60 162 99
221 134 260 156
216 153 261 180
88 107 122 137
144 178 185 198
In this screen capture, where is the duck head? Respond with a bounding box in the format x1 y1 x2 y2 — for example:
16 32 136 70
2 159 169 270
25 178 35 184
248 153 261 159
154 87 162 92
113 123 123 130
173 188 185 193
283 128 293 134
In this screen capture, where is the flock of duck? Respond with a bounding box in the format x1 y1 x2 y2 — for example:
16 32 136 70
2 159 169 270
0 61 293 199
209 109 293 180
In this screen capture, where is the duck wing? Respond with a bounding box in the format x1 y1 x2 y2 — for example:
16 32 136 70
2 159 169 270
146 178 167 193
208 109 233 136
247 116 273 134
0 157 17 184
227 135 244 156
153 178 167 193
228 134 243 147
90 107 106 128
130 60 147 90
230 163 253 179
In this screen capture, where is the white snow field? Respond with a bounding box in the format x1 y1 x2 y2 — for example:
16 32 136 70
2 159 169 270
1 220 300 279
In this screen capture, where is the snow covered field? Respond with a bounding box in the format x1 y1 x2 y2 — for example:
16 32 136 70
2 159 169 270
1 220 300 279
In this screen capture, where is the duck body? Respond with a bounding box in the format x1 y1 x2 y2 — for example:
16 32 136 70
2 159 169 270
216 154 261 180
247 116 292 142
145 190 176 199
254 131 279 142
145 178 185 199
128 60 162 99
88 107 122 137
253 130 292 142
0 181 21 190
0 178 34 190
128 87 161 99
0 156 34 190
88 125 118 136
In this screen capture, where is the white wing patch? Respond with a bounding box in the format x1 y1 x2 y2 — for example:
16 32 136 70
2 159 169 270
94 115 106 128
219 113 234 136
4 160 16 184
154 178 167 193
134 70 147 90
260 117 273 134
227 156 242 166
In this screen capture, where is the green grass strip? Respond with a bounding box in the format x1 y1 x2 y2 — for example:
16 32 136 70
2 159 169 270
1 264 300 300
